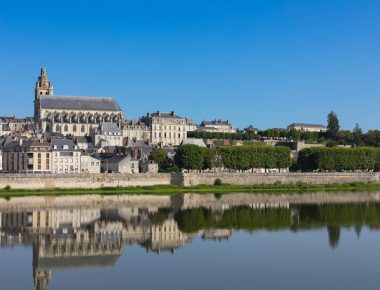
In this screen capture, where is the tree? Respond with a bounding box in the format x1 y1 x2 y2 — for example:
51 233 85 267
353 123 363 146
175 144 204 170
327 111 340 140
150 148 167 168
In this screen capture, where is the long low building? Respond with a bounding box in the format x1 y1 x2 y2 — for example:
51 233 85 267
287 123 327 132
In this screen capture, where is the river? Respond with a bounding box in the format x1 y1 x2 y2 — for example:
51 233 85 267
0 193 379 290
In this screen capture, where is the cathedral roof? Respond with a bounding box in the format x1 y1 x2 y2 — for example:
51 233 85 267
40 95 122 112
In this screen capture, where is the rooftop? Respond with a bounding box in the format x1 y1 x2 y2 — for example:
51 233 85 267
40 95 122 111
289 123 327 128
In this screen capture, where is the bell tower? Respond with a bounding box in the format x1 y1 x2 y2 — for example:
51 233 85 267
34 67 53 124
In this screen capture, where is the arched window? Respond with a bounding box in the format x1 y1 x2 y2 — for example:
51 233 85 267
64 125 68 132
81 125 85 133
73 125 77 132
56 125 60 132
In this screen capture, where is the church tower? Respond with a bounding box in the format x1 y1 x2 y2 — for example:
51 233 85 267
34 67 53 124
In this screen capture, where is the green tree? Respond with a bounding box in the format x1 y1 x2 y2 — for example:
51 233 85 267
327 111 340 140
150 148 167 168
353 123 363 146
175 144 204 170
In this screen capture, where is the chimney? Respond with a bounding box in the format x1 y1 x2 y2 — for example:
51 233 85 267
171 111 175 117
157 111 161 116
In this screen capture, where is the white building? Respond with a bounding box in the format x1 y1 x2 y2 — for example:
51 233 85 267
51 137 81 174
92 122 123 148
141 111 196 146
80 155 101 173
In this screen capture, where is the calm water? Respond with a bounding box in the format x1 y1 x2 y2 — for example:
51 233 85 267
1 194 380 290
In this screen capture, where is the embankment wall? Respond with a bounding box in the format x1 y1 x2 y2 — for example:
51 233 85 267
0 172 379 190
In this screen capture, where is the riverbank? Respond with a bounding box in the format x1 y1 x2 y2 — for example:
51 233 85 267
1 182 380 198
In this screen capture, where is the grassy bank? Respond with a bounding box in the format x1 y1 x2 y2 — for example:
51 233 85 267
1 182 380 198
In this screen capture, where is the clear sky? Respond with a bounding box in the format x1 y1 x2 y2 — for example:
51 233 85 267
0 0 379 130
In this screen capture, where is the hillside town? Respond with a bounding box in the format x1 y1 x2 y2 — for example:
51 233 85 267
0 68 379 175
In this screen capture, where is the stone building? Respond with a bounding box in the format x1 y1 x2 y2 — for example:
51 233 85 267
0 116 33 136
122 120 150 142
100 155 139 173
51 137 82 174
80 155 101 173
141 111 196 146
33 68 124 137
287 123 327 132
92 122 123 148
2 138 51 173
199 119 236 133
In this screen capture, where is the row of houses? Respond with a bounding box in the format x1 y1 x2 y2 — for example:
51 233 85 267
0 135 159 174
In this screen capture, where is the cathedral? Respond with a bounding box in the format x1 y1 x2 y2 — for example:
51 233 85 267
34 68 124 137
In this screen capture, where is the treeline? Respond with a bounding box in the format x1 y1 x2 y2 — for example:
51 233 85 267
188 129 380 147
174 144 292 170
297 147 380 171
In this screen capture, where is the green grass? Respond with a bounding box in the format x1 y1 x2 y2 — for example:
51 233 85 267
1 182 380 198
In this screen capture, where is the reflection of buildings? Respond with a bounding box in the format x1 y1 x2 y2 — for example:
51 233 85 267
0 206 195 290
202 229 233 241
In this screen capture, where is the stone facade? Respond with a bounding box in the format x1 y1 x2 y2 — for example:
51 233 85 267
51 137 82 174
287 123 327 132
92 122 123 148
33 68 124 137
2 139 52 173
199 119 236 133
80 155 101 173
141 111 196 146
122 120 150 142
100 155 139 173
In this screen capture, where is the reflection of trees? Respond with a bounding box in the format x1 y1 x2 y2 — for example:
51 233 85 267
174 204 380 249
327 226 341 249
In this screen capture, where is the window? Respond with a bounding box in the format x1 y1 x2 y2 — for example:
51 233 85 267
73 125 77 132
64 125 68 132
81 125 85 132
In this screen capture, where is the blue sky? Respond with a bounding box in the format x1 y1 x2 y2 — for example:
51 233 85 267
0 0 379 130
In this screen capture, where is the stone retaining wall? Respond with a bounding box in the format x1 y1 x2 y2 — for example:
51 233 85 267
182 172 380 186
0 172 379 190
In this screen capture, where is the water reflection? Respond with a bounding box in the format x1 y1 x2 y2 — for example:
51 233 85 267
1 194 380 290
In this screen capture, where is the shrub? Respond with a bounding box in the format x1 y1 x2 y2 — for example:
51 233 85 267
297 147 380 171
214 178 223 186
217 146 292 170
4 185 11 191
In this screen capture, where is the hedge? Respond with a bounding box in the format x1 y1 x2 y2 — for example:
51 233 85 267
297 147 380 171
217 146 292 170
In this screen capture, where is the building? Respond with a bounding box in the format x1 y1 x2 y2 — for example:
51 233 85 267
80 155 101 173
140 160 159 173
199 119 236 133
92 122 123 148
100 155 139 173
33 68 124 137
141 111 196 146
122 120 150 142
51 137 81 174
180 138 206 147
2 138 52 173
287 123 327 132
0 116 33 136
